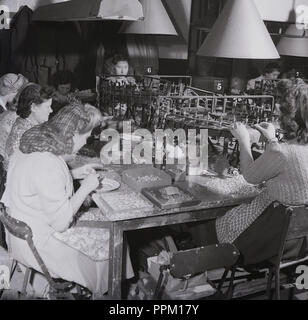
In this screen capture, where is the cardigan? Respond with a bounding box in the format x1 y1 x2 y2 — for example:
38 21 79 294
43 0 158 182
216 142 308 243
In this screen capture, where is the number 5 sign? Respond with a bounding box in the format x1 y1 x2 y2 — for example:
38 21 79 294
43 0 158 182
214 80 224 93
0 5 10 30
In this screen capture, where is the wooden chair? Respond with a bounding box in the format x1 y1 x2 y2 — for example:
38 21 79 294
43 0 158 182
153 243 240 300
220 202 308 300
0 202 90 300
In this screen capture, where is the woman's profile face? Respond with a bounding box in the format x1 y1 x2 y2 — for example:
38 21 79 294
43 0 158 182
114 61 129 76
31 98 53 124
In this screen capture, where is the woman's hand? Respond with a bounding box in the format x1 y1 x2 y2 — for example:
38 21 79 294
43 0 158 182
231 122 251 145
80 173 100 193
254 122 276 141
71 163 104 180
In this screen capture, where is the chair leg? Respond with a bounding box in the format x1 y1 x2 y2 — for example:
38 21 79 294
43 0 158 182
226 267 236 299
76 285 82 297
274 266 281 300
153 270 165 300
266 268 274 300
9 259 17 281
218 267 230 291
20 267 32 298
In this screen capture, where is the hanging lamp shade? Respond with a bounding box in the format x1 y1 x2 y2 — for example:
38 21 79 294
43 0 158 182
119 0 177 35
32 0 144 21
197 0 280 59
277 24 308 57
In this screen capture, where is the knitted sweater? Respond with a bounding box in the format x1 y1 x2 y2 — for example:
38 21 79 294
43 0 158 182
216 141 308 243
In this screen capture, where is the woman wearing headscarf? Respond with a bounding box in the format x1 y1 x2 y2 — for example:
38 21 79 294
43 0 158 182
0 73 28 113
1 104 133 298
0 73 28 158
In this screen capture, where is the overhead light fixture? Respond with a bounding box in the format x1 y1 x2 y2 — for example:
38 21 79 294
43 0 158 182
197 0 280 59
32 0 144 21
277 24 308 57
119 0 177 35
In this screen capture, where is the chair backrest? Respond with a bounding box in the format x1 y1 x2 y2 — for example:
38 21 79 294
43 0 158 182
169 244 240 279
0 202 56 287
0 203 33 241
233 202 308 267
233 202 293 266
281 205 308 262
286 206 308 242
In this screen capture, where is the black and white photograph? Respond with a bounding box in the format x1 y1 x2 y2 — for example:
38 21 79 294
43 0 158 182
1 0 308 306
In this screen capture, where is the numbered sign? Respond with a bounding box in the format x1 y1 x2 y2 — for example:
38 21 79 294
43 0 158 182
145 66 153 75
214 80 224 93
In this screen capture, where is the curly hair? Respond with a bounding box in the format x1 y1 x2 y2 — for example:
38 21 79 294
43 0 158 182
83 104 103 133
17 84 54 119
20 103 102 155
277 79 308 144
112 53 129 66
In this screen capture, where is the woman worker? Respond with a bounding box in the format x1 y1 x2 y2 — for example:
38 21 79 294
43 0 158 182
105 54 136 86
189 79 308 260
0 73 28 113
4 84 53 169
1 104 134 298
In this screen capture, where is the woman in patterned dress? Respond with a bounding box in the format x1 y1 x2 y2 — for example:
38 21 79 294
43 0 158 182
4 84 53 169
189 80 308 252
0 73 28 113
1 103 134 297
0 74 28 157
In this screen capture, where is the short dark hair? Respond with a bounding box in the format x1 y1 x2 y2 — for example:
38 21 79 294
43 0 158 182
17 84 54 119
112 54 129 66
52 70 75 88
264 63 280 75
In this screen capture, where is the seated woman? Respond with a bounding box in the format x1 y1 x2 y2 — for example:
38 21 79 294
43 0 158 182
105 54 136 86
1 104 134 297
51 70 80 115
4 84 53 169
0 73 28 113
189 80 308 254
0 74 29 157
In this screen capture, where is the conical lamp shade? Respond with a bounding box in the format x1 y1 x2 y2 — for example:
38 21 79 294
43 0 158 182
197 0 280 59
119 0 177 35
277 24 308 57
